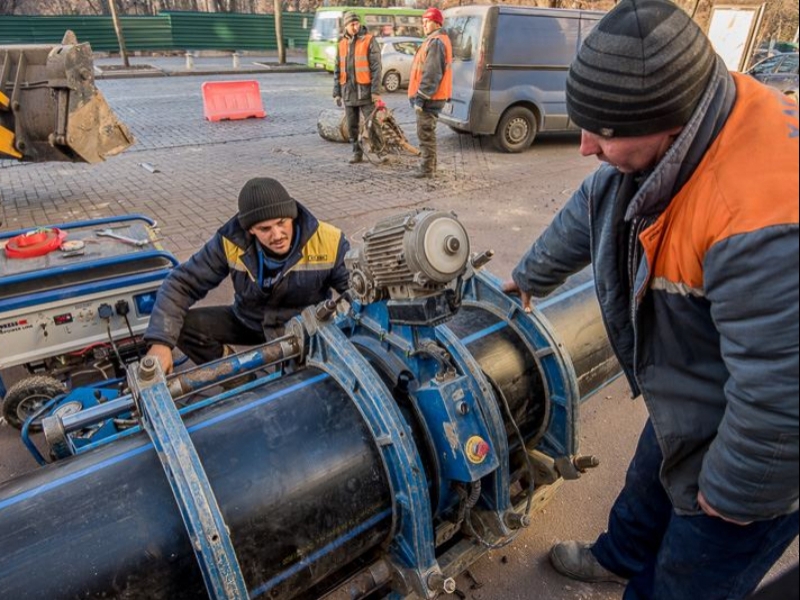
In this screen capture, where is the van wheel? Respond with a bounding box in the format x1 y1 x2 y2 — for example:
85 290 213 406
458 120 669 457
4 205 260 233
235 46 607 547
493 107 538 153
382 71 401 93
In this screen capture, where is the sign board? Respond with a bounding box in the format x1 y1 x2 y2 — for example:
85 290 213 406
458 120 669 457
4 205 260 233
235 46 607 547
707 3 765 71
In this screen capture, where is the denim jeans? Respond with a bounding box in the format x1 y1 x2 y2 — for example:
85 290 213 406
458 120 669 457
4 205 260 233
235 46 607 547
592 420 799 600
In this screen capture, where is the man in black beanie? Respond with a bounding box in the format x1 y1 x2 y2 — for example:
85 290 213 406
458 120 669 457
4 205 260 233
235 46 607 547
333 11 382 164
145 177 350 374
503 0 799 598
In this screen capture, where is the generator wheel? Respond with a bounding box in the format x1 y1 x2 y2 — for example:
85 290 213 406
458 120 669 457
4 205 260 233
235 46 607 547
2 376 67 431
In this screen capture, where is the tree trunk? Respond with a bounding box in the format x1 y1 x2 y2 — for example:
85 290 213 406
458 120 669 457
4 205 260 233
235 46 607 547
274 0 286 64
108 0 130 67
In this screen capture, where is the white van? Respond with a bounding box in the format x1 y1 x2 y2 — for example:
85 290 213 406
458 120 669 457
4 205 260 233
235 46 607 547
441 5 603 152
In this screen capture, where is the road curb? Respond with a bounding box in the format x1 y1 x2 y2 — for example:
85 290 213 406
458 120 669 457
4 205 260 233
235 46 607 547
94 65 325 80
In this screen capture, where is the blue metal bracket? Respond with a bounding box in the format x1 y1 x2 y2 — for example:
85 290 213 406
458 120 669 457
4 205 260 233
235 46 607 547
462 271 581 459
435 324 512 520
298 313 442 600
129 357 249 600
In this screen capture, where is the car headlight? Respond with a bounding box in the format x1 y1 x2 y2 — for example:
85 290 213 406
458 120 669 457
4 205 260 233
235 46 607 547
325 46 337 58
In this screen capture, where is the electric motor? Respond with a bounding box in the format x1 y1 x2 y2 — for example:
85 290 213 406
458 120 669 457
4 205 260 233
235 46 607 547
346 209 470 305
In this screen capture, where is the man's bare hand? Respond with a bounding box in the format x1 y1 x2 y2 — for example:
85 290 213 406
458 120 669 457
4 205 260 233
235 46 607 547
146 343 175 375
501 279 532 313
697 491 752 526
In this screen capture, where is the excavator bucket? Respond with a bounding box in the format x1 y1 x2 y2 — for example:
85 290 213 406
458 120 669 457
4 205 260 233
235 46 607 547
0 31 133 163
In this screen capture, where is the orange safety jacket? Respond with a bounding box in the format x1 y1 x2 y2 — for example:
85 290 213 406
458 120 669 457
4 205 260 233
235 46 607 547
408 30 453 101
338 34 374 86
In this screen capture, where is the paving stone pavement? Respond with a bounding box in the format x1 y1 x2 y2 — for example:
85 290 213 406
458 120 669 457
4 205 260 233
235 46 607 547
1 69 797 600
0 71 593 262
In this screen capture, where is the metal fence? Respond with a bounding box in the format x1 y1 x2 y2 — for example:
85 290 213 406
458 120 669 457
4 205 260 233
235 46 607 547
0 11 313 52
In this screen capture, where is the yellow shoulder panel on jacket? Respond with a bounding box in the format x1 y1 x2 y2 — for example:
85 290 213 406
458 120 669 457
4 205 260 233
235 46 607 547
290 222 342 272
222 236 251 277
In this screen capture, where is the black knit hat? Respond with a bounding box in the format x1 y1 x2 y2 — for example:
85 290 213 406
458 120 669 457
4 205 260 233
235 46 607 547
566 0 716 138
237 178 298 230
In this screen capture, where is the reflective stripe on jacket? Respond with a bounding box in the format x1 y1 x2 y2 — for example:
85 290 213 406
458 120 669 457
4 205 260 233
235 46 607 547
408 30 452 101
339 34 374 85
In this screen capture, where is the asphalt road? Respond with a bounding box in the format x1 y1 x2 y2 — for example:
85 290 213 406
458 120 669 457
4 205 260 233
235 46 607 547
0 67 797 599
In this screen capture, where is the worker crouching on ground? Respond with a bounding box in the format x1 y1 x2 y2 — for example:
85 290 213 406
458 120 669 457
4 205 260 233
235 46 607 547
145 177 350 373
503 0 799 598
408 7 452 178
333 11 382 165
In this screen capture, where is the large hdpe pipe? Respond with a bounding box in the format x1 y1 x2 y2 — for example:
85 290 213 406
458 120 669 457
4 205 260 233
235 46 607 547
0 277 616 600
0 371 392 600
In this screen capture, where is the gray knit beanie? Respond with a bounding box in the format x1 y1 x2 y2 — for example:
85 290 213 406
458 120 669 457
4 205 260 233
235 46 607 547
566 0 716 138
237 178 298 230
343 11 360 26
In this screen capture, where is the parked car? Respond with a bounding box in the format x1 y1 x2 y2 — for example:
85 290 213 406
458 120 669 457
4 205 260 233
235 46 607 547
747 52 799 102
439 5 603 153
377 36 422 93
751 40 798 64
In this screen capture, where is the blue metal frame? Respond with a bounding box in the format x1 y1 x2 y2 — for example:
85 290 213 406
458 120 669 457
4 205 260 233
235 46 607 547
461 271 581 459
131 360 249 600
0 214 157 240
0 250 178 311
305 317 440 599
434 324 512 519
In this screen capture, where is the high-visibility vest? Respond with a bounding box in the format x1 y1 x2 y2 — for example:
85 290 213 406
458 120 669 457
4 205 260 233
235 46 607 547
338 34 374 85
408 30 453 101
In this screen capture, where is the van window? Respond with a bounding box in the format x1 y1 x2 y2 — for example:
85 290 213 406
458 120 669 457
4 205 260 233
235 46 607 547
310 12 342 42
365 14 394 37
494 15 579 66
396 15 424 38
448 15 483 62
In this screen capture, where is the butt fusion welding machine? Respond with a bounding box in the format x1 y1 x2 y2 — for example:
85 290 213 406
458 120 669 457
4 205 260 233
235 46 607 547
0 209 620 600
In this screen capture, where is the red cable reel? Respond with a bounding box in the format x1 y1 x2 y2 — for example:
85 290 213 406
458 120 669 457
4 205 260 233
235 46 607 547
3 228 67 259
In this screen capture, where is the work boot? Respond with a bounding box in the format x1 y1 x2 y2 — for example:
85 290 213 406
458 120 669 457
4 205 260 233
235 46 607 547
349 151 363 164
549 541 627 585
412 166 433 179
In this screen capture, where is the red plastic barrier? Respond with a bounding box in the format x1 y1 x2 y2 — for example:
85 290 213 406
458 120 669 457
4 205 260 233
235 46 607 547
202 80 266 122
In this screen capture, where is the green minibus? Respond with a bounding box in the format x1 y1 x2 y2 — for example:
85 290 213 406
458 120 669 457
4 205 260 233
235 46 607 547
307 6 424 71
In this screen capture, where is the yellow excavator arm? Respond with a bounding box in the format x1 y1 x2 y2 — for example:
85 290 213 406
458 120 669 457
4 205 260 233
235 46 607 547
0 30 133 163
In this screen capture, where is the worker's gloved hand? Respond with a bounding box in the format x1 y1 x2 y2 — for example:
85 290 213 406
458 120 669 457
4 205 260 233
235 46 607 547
414 105 424 115
501 279 532 313
334 96 343 108
372 94 382 104
146 343 175 375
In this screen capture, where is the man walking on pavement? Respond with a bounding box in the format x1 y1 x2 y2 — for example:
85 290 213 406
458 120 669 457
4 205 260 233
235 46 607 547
503 1 799 598
144 177 350 374
408 7 452 178
333 12 382 165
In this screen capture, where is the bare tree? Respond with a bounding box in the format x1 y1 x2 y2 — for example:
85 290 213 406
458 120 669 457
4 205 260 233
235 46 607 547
275 0 286 63
108 0 131 66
